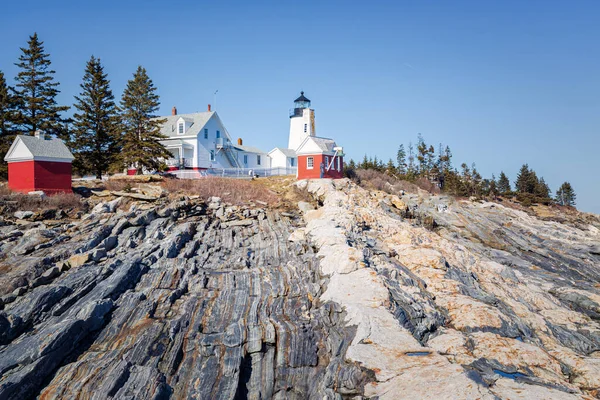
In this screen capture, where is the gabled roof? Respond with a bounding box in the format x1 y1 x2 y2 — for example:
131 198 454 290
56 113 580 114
233 144 267 154
268 147 296 158
4 135 74 162
296 136 337 155
155 112 216 138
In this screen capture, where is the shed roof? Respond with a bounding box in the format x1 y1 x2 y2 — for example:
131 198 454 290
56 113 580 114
4 135 74 162
233 144 267 154
296 136 337 155
268 147 296 158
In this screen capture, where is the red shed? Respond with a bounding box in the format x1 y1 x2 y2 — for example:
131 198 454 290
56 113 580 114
4 132 74 194
296 136 344 180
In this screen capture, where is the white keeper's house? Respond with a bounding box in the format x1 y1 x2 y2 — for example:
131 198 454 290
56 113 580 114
155 92 343 178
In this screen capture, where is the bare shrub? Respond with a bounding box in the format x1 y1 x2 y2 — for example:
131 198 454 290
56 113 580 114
0 188 84 215
355 169 425 196
414 177 441 194
162 178 278 205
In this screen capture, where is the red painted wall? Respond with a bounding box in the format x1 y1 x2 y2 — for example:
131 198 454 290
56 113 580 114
8 161 72 194
297 154 344 180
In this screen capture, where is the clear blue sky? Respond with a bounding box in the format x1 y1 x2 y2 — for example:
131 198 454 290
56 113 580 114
1 1 598 213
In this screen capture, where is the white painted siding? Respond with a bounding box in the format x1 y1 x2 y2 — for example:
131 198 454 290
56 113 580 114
288 108 315 151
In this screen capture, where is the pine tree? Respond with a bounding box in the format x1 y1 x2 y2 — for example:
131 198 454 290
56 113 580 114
416 133 428 175
348 159 356 169
120 66 170 173
534 177 551 199
72 56 121 179
489 174 498 197
386 158 395 174
361 154 368 169
497 171 511 195
13 33 69 138
515 164 538 194
0 71 18 178
407 142 416 178
396 144 406 174
556 182 576 206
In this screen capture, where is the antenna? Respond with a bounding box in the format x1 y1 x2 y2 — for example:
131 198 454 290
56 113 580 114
213 90 219 110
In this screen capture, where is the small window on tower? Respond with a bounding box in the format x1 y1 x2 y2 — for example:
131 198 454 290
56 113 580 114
304 124 307 133
307 157 314 169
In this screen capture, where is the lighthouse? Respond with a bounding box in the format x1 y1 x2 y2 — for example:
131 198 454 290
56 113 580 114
288 92 315 151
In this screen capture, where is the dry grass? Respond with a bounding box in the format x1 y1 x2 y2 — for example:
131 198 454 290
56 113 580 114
355 169 427 195
0 184 84 215
161 177 279 205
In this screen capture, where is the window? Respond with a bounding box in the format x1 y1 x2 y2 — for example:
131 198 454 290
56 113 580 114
257 155 261 165
210 150 215 161
304 124 307 133
204 129 208 139
244 155 248 164
216 130 221 139
325 156 329 167
178 123 184 134
307 157 314 169
290 158 295 167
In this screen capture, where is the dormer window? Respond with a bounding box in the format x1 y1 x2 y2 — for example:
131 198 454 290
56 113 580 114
178 123 184 135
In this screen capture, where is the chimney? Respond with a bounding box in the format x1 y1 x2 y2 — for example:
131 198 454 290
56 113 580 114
34 130 45 140
237 138 243 145
208 104 211 112
172 106 177 116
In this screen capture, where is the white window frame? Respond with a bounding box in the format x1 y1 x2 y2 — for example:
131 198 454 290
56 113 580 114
204 129 208 139
307 157 314 169
210 150 215 161
324 156 329 168
178 123 184 135
257 155 261 165
243 154 248 164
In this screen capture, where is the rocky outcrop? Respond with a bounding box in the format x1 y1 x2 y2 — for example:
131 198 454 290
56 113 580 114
0 197 371 399
298 179 600 399
1 178 599 399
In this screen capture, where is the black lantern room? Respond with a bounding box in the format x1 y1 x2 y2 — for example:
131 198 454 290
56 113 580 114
290 91 311 118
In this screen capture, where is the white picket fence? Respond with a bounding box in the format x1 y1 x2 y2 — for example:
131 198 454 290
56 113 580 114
170 167 297 180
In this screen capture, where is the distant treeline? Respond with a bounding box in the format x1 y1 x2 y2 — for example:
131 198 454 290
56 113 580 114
346 133 576 207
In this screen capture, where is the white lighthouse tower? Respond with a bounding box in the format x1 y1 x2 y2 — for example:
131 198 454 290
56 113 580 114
288 92 315 151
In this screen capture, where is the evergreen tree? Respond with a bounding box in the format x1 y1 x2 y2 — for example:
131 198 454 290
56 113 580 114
396 144 406 174
416 133 427 175
534 177 551 199
497 171 511 195
120 66 170 173
407 142 416 178
0 71 18 178
556 182 576 206
515 164 538 194
489 174 498 197
348 159 356 169
13 33 69 138
386 158 395 174
359 154 367 169
72 56 121 178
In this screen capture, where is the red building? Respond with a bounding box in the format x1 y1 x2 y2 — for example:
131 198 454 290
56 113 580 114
296 136 344 180
4 133 74 194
